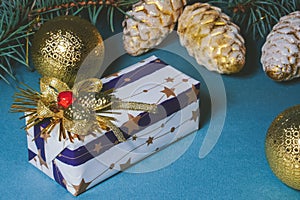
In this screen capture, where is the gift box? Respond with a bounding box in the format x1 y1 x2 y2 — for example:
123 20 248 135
26 56 200 196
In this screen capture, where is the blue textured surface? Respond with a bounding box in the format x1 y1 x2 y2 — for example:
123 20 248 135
1 15 300 200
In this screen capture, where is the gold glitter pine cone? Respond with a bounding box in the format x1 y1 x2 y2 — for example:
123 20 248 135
123 0 186 56
177 3 246 74
265 105 300 190
261 11 300 81
31 15 105 87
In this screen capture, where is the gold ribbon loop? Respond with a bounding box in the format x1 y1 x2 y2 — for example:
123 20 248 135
40 77 70 103
72 78 103 96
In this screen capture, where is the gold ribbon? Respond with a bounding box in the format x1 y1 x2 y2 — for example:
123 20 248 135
12 77 157 143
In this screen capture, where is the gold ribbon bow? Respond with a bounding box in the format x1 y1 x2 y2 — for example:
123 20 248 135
11 77 157 142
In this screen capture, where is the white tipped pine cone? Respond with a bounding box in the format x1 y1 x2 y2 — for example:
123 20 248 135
123 0 186 56
261 11 300 81
177 3 246 74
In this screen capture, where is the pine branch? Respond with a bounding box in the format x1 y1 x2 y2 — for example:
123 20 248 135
208 0 298 39
0 0 34 84
29 0 139 30
0 0 139 84
2 0 298 84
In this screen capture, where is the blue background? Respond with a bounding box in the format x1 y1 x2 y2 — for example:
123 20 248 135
1 8 300 200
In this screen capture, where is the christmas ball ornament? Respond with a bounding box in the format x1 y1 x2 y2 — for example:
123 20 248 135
31 15 104 86
265 105 300 190
123 0 186 56
261 11 300 81
177 3 246 74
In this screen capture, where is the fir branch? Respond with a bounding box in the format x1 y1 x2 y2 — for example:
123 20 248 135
29 0 139 30
0 0 34 84
208 0 298 39
0 0 138 84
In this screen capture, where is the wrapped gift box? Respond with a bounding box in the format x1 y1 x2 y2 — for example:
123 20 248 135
26 56 200 196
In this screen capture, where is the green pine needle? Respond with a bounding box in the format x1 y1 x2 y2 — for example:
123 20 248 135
1 0 298 84
208 0 298 39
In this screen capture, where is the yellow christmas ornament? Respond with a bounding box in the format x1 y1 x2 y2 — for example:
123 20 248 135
265 105 300 190
31 15 104 86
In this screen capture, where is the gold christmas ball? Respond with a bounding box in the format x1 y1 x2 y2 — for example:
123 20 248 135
31 15 104 86
265 105 300 190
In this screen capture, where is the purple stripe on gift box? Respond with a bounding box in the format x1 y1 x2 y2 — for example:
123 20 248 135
57 130 127 163
52 160 67 189
28 149 37 161
34 120 51 162
56 83 200 166
102 59 167 91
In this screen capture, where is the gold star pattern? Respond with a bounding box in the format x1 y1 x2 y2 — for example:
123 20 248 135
72 179 92 196
146 137 154 146
160 87 176 98
186 85 199 104
123 114 141 135
165 77 174 82
107 72 119 78
124 78 131 82
182 78 189 82
109 163 115 169
132 135 137 141
37 149 48 169
92 142 102 154
191 108 199 122
40 133 51 142
170 127 176 133
120 158 132 171
62 179 67 187
39 126 51 142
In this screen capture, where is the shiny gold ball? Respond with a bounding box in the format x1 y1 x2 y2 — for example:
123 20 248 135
265 105 300 190
31 15 104 86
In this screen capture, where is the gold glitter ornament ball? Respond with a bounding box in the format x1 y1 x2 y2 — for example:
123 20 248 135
31 15 104 86
265 105 300 190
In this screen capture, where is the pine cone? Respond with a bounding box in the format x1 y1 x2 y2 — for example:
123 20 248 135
177 3 246 74
123 0 186 56
261 11 300 81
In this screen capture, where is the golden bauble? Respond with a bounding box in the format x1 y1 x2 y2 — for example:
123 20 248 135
265 105 300 190
31 15 104 86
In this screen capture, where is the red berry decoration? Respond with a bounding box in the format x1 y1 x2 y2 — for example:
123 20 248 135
57 91 76 109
